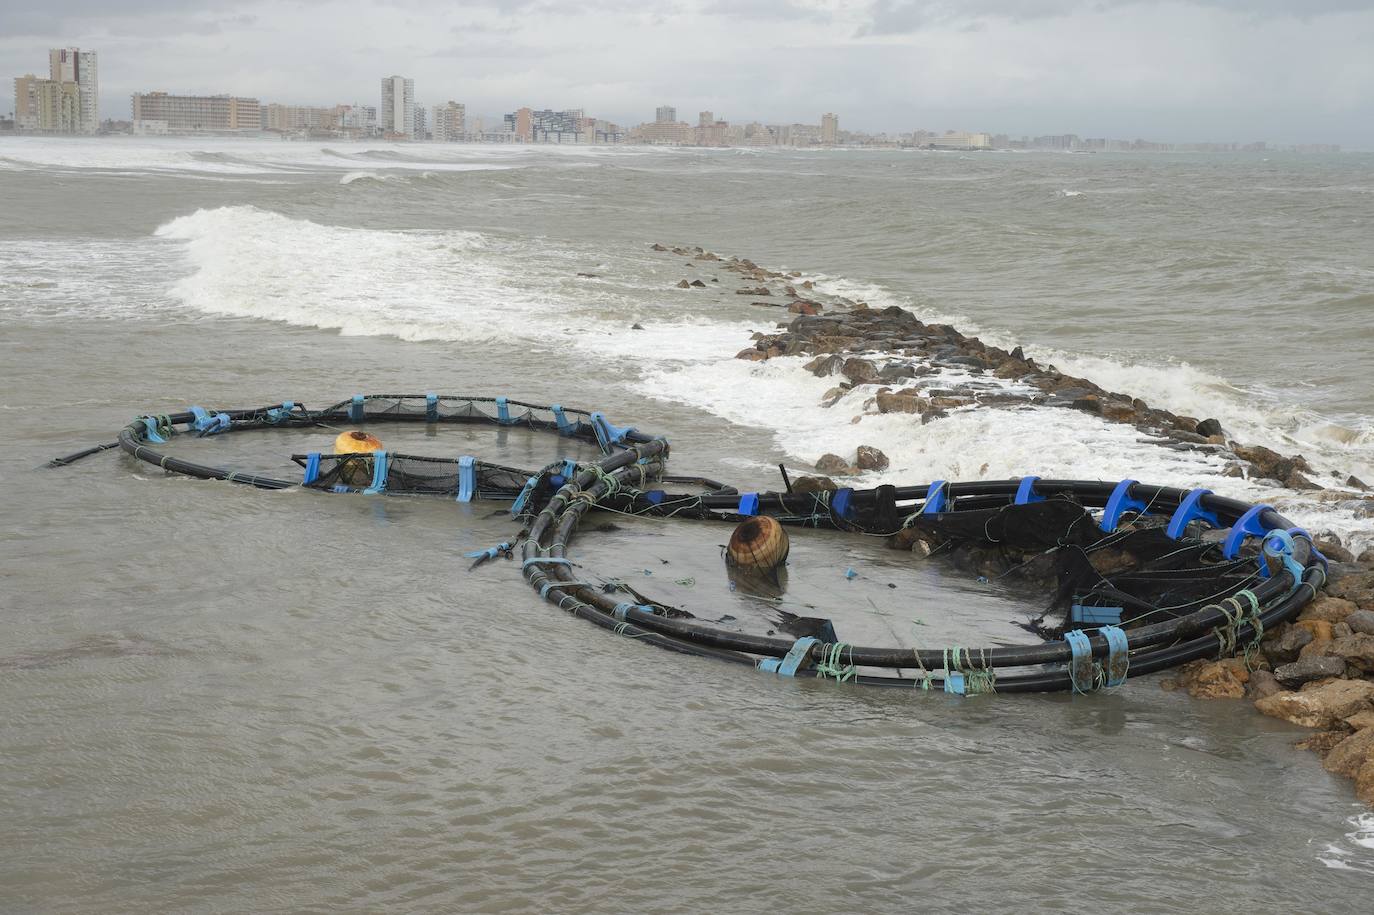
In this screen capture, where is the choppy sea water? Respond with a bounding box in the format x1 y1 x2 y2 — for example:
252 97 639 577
2 137 1373 911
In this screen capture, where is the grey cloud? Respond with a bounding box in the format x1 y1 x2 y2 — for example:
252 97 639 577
858 0 1374 36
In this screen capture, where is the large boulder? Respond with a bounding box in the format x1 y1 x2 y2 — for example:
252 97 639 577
1326 571 1374 609
1323 727 1374 778
841 358 879 385
1263 625 1314 665
815 453 856 475
875 391 931 415
855 445 890 471
1347 610 1374 636
1254 679 1374 729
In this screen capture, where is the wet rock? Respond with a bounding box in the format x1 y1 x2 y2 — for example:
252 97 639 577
630 323 644 330
855 445 889 471
1347 474 1370 491
1359 550 1374 565
993 358 1031 379
819 386 847 408
805 354 845 377
1195 417 1225 437
1286 469 1321 490
1174 658 1250 699
651 243 668 251
1323 727 1374 778
1327 571 1374 608
577 272 600 278
788 300 821 315
1320 634 1374 672
878 362 917 383
1274 656 1348 687
1246 669 1284 701
1347 610 1374 636
841 358 879 385
792 475 837 494
1099 400 1139 423
1174 416 1200 433
815 453 856 476
1255 679 1374 729
690 279 707 288
875 391 931 415
737 286 770 296
1264 625 1314 665
676 279 691 288
1357 760 1374 805
1316 535 1354 563
1297 729 1353 754
1299 596 1358 624
736 348 769 362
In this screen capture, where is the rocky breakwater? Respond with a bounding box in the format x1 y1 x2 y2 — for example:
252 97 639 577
1166 561 1374 806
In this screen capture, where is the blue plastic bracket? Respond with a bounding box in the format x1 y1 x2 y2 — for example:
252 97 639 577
561 459 578 481
1101 625 1130 688
832 488 854 519
550 404 575 436
1070 604 1123 626
495 396 513 425
349 394 365 423
456 455 476 503
425 393 439 423
590 411 634 452
511 476 539 516
188 406 212 432
643 491 665 505
138 416 167 444
265 401 295 424
1064 629 1095 693
758 637 818 677
1101 479 1149 532
1263 529 1306 591
1286 527 1329 574
363 451 388 495
302 452 321 485
1015 476 1046 505
1222 503 1275 559
1166 488 1220 540
921 480 949 515
204 413 231 436
738 492 760 516
944 672 967 695
611 602 653 622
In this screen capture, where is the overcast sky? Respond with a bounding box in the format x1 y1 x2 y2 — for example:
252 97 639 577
3 0 1372 145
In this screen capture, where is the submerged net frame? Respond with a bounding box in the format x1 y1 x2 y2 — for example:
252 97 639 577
59 392 1328 694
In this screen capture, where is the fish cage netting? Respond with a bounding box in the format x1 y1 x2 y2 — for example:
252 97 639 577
52 393 1329 694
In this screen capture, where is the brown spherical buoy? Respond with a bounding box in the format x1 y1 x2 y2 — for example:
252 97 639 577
333 430 383 486
726 515 790 571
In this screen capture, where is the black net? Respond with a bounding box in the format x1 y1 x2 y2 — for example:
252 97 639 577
299 452 536 499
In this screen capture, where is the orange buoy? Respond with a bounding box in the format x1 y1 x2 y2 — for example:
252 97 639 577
334 430 383 486
726 515 790 571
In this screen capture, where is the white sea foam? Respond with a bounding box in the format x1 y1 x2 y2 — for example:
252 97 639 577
1318 813 1374 873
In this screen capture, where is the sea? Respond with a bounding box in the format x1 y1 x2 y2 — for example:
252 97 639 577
2 136 1373 911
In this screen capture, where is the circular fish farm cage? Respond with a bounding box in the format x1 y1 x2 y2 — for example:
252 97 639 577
55 392 1330 695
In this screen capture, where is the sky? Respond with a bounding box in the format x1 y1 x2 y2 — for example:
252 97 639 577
3 0 1373 146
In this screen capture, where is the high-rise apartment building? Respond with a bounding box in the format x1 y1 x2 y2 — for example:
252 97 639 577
655 105 676 124
502 107 533 141
432 101 466 142
49 48 97 133
698 111 714 127
130 92 260 133
821 112 838 145
14 74 79 132
380 75 415 138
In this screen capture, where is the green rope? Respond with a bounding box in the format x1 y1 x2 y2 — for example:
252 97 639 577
815 642 856 682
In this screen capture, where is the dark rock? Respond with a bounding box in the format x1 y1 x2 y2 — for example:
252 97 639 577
1347 474 1370 491
690 279 707 288
577 272 600 278
1359 550 1374 566
676 279 691 288
651 243 668 251
1274 656 1348 687
1317 536 1355 563
1341 612 1374 634
788 300 821 315
878 362 917 383
736 348 769 362
630 323 644 330
1009 346 1025 360
855 445 889 471
1196 418 1224 437
1265 626 1314 664
792 475 837 494
804 354 844 377
737 286 770 296
1169 430 1209 445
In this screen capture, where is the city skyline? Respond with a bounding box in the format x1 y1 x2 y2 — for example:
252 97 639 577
1 1 1371 147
